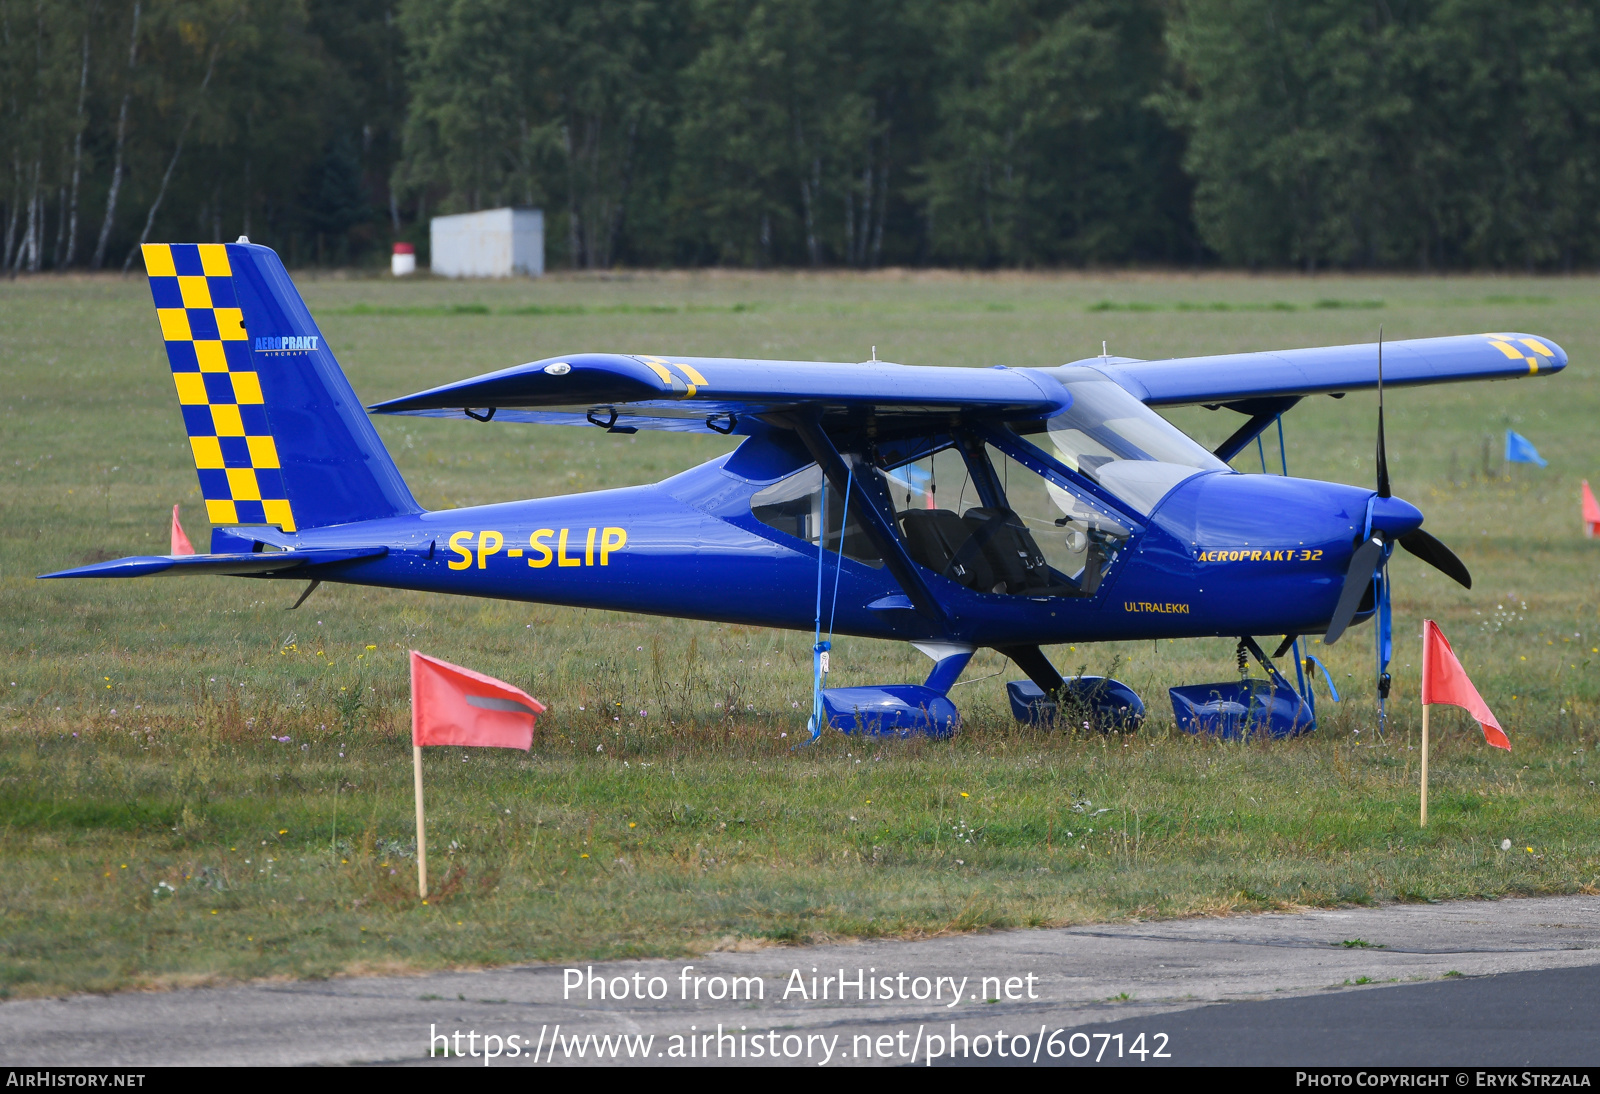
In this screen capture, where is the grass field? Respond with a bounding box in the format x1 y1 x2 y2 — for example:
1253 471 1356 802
2 268 1599 999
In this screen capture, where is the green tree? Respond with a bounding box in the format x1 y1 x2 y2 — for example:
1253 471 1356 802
0 0 399 270
398 0 687 268
1164 0 1600 269
672 0 934 267
307 0 409 238
919 0 1192 267
1 0 93 271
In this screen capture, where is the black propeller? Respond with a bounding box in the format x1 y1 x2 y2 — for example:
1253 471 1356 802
1323 330 1471 645
1398 527 1471 589
1324 536 1385 645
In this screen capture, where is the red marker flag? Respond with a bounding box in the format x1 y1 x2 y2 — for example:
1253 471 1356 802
410 650 544 750
408 652 545 899
170 505 195 556
1421 620 1509 750
1582 480 1600 538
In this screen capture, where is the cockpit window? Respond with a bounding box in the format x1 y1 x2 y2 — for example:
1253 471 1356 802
1045 373 1228 515
750 459 884 566
881 440 1127 597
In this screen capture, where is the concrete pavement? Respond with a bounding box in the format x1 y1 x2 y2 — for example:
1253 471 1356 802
3 894 1598 1066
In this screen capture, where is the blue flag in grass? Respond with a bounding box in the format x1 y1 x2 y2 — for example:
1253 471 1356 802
1505 430 1548 467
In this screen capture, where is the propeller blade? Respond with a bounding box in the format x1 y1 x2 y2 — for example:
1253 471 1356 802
1324 536 1385 645
1375 328 1391 498
1398 528 1472 589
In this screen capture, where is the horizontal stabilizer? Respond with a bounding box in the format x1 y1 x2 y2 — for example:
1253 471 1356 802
39 547 387 580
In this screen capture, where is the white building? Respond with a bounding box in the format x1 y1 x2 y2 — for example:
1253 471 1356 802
429 207 544 278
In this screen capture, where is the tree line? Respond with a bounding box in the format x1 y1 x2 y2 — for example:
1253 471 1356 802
4 0 1597 272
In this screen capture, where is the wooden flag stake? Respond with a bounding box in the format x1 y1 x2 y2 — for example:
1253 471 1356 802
1420 622 1430 827
408 649 543 902
413 744 428 898
1420 703 1430 827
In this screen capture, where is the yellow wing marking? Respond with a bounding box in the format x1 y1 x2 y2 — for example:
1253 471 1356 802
666 364 698 396
640 357 676 385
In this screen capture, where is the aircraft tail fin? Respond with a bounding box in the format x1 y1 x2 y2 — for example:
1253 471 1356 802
140 241 420 533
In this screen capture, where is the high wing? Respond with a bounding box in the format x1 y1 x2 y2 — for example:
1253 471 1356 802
368 352 1068 435
369 332 1564 434
1088 332 1565 407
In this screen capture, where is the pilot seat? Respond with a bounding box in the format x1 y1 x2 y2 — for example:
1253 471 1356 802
899 506 1085 596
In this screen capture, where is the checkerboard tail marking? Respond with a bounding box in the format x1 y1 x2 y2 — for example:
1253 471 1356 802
142 243 296 532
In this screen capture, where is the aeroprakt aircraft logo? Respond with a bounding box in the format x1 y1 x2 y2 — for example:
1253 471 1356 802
255 335 319 352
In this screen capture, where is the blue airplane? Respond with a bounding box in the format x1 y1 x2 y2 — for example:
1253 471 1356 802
43 241 1566 738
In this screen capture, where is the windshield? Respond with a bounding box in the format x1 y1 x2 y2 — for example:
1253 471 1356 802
1045 372 1228 515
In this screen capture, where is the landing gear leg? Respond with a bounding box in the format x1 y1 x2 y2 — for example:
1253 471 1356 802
998 645 1144 731
996 644 1064 694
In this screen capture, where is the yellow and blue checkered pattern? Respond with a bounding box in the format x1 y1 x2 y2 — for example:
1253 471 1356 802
1486 333 1555 374
143 243 297 532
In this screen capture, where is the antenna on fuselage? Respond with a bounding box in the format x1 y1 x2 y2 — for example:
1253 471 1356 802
1102 340 1108 362
871 345 877 362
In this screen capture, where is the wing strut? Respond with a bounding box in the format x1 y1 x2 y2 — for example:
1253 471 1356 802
789 412 947 625
1211 397 1301 463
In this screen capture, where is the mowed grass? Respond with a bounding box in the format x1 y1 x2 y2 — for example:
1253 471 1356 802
2 268 1599 998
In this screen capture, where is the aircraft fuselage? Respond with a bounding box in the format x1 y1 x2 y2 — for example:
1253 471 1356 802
234 433 1385 648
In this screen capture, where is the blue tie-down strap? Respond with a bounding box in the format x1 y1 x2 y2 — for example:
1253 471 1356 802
1006 677 1146 732
1304 654 1341 702
1170 678 1316 739
804 640 832 743
821 685 959 738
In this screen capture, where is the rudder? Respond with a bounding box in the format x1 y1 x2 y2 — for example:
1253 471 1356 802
142 241 420 532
